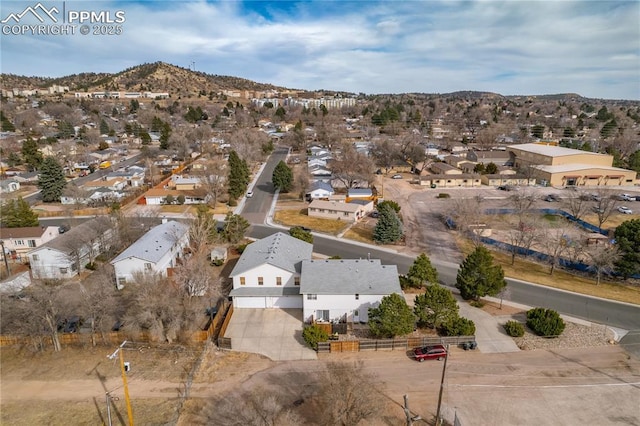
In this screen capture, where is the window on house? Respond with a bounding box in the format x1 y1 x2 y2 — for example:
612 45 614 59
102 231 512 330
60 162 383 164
118 277 127 285
16 240 23 246
353 310 359 318
355 294 360 300
240 277 246 285
276 277 282 286
316 310 329 321
294 277 300 286
343 212 349 216
71 263 78 271
32 254 39 261
307 294 317 300
59 267 68 274
258 277 264 286
27 240 36 248
144 263 152 270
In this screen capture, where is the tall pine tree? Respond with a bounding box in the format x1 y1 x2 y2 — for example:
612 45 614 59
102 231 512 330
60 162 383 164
456 246 506 300
227 151 249 201
38 157 67 202
1 198 40 227
21 137 43 171
272 160 293 192
373 203 403 244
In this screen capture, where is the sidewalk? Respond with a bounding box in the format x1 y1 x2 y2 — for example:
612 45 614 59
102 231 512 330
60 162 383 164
456 296 521 353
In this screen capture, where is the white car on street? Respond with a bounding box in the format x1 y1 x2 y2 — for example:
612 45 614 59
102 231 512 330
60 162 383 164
617 206 633 214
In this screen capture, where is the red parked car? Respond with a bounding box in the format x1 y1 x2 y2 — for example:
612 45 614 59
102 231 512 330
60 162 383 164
413 345 447 362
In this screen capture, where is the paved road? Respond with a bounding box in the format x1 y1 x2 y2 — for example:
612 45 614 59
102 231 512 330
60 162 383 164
25 154 143 205
241 147 288 223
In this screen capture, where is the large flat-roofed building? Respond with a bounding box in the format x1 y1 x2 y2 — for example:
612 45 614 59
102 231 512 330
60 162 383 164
508 143 637 187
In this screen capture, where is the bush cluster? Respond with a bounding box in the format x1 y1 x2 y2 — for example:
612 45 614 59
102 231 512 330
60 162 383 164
438 317 476 336
302 324 328 349
437 193 451 199
503 320 525 337
526 308 565 337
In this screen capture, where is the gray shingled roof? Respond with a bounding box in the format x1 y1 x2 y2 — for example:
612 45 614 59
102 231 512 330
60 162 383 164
111 220 189 264
37 217 113 254
300 259 401 295
229 232 313 277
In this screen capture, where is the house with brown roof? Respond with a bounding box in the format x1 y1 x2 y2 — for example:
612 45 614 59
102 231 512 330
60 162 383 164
308 200 370 222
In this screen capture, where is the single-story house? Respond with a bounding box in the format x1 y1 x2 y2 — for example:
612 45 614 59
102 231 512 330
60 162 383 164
420 174 482 188
0 179 20 193
308 165 332 177
169 175 201 191
111 220 190 290
306 181 334 201
347 188 373 200
83 177 127 191
300 259 401 323
229 232 313 308
0 226 59 263
143 188 209 205
308 200 368 222
430 162 463 175
27 217 114 280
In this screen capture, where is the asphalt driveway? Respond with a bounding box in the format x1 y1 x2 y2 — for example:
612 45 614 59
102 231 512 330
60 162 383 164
223 308 317 361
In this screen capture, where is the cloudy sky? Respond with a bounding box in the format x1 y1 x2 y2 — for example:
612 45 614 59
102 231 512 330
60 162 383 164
1 0 638 99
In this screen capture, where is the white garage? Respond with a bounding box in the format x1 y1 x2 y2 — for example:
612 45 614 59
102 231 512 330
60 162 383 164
230 287 303 309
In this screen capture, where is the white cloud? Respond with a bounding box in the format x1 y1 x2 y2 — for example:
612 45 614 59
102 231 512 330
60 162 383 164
1 0 638 99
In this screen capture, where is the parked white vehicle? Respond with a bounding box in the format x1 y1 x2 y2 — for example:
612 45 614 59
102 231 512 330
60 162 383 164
617 206 633 214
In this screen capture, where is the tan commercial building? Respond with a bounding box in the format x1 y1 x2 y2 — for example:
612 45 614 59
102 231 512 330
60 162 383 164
508 143 637 187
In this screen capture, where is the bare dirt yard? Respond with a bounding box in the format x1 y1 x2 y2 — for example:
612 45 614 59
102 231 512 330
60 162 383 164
3 337 639 425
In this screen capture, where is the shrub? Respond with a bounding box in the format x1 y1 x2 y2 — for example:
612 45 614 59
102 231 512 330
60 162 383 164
526 308 565 337
302 324 328 350
85 262 97 270
228 198 238 207
439 317 476 336
469 300 485 308
211 258 224 267
437 193 450 199
503 320 525 337
235 243 249 254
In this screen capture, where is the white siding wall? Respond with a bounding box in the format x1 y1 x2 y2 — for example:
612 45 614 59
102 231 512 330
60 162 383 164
28 248 77 279
302 294 384 323
232 265 297 289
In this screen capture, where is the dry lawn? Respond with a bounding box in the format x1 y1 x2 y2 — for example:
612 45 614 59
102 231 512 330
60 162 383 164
343 223 375 244
457 237 640 305
581 212 640 230
274 208 349 235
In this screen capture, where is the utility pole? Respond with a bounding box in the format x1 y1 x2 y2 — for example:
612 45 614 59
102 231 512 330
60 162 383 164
0 241 11 277
108 341 134 426
105 393 112 426
435 344 450 426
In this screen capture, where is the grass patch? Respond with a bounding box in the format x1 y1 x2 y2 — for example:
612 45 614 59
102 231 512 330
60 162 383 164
457 237 640 305
542 213 558 222
581 212 640 230
343 224 374 244
274 209 349 235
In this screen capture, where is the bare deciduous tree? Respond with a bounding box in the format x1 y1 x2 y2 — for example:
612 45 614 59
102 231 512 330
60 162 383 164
592 188 618 231
193 387 302 426
331 143 375 188
563 191 589 221
314 361 387 426
79 271 119 346
540 227 568 275
505 215 539 264
585 244 620 285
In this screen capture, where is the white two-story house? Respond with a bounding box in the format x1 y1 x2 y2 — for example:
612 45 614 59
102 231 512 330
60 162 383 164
229 232 313 309
229 233 403 323
0 226 59 263
299 259 401 323
110 220 190 289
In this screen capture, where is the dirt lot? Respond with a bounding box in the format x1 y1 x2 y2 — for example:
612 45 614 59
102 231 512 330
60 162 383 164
2 338 639 425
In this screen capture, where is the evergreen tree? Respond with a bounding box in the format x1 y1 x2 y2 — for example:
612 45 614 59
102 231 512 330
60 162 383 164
614 219 640 279
38 156 67 202
484 162 498 174
413 284 459 329
221 212 249 244
456 246 506 300
227 151 249 200
159 122 171 150
1 197 40 228
0 110 15 132
289 226 313 243
373 203 403 244
99 119 110 135
272 160 293 192
368 293 415 338
406 253 439 287
21 137 43 171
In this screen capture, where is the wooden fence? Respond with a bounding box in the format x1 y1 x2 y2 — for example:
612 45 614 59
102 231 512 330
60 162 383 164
216 304 234 350
0 300 232 349
317 335 476 354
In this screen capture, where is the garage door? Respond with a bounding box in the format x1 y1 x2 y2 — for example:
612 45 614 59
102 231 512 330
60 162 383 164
234 297 267 308
269 296 303 309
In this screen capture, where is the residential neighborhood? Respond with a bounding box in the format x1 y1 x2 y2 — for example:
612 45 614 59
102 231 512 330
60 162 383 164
1 44 639 426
